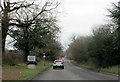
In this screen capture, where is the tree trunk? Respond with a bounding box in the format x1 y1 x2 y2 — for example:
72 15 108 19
24 27 29 62
24 44 29 62
2 8 9 61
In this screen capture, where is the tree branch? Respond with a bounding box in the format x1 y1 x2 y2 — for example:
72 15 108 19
10 2 34 12
9 23 25 28
3 1 7 8
30 1 60 24
10 2 22 5
9 0 60 29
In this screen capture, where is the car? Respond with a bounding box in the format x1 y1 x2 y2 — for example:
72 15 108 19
53 60 64 69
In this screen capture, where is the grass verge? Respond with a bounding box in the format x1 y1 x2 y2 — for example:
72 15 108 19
72 61 118 75
2 64 26 69
100 66 118 74
16 63 52 80
2 62 52 80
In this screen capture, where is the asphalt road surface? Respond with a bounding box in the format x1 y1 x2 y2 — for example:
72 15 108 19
32 59 118 80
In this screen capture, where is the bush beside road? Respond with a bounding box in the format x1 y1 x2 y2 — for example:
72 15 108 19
72 61 118 75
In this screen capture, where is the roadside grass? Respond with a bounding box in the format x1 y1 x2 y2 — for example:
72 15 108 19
72 61 118 75
100 66 118 74
2 60 51 68
2 64 26 69
72 61 96 69
2 61 52 80
16 63 52 80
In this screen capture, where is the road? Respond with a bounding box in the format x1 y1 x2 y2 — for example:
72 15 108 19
32 59 118 80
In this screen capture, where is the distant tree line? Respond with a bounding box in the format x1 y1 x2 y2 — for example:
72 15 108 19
66 1 120 68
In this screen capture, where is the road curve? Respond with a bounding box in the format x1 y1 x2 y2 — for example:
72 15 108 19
32 59 118 80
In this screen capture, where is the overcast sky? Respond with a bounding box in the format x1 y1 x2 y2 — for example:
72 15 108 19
57 0 118 51
6 0 118 50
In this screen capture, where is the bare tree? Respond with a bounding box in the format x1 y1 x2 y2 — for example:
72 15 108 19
0 0 60 60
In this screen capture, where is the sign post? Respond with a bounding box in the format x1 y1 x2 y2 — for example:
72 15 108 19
27 56 37 69
43 54 46 66
27 56 36 62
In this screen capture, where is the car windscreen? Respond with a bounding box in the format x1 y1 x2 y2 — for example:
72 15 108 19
55 61 62 62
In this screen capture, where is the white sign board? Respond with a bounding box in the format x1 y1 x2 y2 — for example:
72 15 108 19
43 55 46 58
27 56 36 61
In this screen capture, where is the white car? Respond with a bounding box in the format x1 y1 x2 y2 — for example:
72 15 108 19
53 60 64 69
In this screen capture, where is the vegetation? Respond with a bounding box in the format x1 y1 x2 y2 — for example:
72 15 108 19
72 61 118 74
15 63 52 80
1 0 62 65
2 61 52 80
3 49 24 65
9 13 62 62
2 64 26 69
66 1 120 71
1 0 119 77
